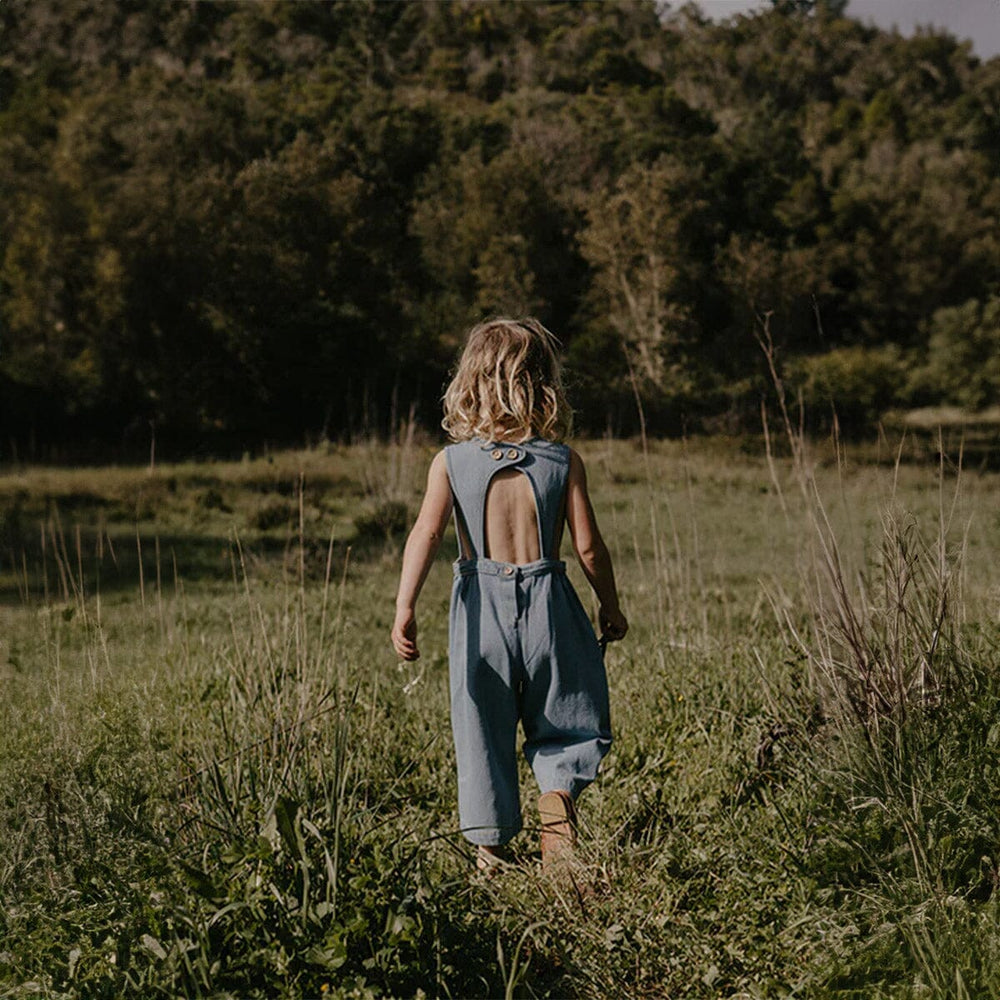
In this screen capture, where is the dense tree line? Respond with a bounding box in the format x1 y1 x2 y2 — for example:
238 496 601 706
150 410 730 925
2 0 998 457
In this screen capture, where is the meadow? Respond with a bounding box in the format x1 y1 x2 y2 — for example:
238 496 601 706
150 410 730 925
2 434 1000 998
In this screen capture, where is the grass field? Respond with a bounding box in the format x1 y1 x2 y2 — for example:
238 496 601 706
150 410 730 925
2 435 1000 998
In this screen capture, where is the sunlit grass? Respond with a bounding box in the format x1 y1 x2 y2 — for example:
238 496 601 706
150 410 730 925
2 437 1000 997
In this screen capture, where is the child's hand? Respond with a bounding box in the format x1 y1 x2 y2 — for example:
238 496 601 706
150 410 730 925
391 608 420 661
599 606 628 643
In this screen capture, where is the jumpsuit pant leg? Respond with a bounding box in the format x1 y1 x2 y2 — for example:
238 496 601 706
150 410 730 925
449 572 523 846
519 571 612 800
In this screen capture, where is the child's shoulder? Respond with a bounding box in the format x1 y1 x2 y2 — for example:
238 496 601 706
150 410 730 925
439 440 478 479
537 438 577 459
524 436 572 456
562 445 589 481
422 448 450 478
547 439 574 467
441 439 477 464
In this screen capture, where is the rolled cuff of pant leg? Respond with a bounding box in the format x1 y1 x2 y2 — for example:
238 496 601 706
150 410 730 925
528 732 612 800
460 820 523 847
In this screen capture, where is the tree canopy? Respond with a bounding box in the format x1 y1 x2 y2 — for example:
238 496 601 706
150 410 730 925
2 0 998 456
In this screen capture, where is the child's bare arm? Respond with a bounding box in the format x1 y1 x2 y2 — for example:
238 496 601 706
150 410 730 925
565 448 628 641
391 450 453 661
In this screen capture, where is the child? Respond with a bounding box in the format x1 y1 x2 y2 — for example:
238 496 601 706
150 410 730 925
390 317 627 872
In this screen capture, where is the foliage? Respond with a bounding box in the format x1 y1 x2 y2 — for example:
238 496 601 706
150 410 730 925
908 296 1000 410
579 156 705 395
1 1 999 454
790 344 906 435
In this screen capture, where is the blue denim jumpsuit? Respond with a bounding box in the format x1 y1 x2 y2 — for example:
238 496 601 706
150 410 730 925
445 437 612 846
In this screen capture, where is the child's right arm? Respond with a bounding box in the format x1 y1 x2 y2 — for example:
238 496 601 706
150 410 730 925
565 448 628 642
391 450 453 662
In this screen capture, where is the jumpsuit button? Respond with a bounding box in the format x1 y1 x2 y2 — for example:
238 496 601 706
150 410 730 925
503 565 514 575
491 448 503 460
506 448 519 460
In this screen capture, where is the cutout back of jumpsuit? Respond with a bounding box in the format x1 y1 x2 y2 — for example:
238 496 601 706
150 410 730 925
445 437 612 846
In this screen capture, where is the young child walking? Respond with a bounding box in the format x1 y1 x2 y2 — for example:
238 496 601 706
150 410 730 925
390 317 627 872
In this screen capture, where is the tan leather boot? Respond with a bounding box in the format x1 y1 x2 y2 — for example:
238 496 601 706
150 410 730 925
538 790 577 869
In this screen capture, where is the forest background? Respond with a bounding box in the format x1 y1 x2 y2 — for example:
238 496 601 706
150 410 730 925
2 0 999 460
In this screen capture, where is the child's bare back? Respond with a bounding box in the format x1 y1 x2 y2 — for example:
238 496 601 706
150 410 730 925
478 469 543 564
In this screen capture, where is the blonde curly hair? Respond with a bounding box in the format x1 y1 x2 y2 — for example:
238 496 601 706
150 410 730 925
442 318 572 443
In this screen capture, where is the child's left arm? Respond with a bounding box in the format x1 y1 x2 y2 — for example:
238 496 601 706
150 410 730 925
391 450 453 661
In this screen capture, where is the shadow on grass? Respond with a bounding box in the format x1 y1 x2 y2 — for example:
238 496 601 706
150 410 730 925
0 526 402 606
